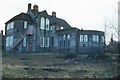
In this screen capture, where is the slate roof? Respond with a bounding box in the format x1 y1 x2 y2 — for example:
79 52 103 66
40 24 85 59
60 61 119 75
37 10 71 28
5 10 71 29
56 27 104 33
49 16 71 28
6 12 34 24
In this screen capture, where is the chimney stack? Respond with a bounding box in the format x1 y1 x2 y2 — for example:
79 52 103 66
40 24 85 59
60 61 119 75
33 5 38 11
52 11 56 17
28 3 31 11
1 30 3 35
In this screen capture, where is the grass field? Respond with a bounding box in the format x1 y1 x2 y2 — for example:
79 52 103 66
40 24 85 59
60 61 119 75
2 53 120 78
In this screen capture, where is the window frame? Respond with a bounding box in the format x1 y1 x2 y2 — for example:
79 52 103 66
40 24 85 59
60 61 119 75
7 22 14 30
23 37 27 47
84 35 88 42
46 18 49 30
24 21 27 29
40 37 44 47
45 37 49 47
80 35 83 42
40 17 45 30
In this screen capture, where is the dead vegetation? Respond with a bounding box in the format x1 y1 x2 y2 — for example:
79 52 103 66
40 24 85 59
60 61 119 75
2 53 119 78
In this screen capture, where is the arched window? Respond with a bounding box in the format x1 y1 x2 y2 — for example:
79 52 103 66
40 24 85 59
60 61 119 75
92 35 96 42
63 35 66 47
67 34 70 39
40 17 45 30
46 18 49 30
67 34 70 47
80 35 83 42
84 35 88 42
63 35 66 39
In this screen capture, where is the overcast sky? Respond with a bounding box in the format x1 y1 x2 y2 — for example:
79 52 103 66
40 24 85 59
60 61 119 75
0 0 119 42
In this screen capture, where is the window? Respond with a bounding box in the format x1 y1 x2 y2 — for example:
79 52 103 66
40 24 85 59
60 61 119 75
24 21 27 29
67 34 70 47
80 35 83 42
84 35 88 42
63 35 66 39
51 26 55 30
23 37 26 47
63 35 66 47
7 23 10 30
45 37 49 47
46 18 49 30
96 35 99 42
6 37 9 46
11 22 14 29
7 22 14 30
92 35 96 42
92 35 99 42
40 17 45 30
61 27 63 30
40 37 44 47
101 36 104 42
6 36 13 46
67 34 70 39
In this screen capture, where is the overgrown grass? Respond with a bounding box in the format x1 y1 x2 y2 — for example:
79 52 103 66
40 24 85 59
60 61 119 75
2 53 119 78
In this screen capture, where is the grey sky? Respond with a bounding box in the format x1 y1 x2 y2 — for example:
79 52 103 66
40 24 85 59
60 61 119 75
0 0 119 42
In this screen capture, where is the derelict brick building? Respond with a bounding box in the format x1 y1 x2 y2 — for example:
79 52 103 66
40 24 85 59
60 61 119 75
5 3 105 54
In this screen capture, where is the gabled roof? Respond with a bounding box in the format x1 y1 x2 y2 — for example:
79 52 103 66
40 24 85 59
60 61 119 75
6 12 34 24
39 10 48 15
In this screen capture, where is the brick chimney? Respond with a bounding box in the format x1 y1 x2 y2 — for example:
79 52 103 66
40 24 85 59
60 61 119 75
28 3 31 11
33 5 38 11
52 11 56 17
